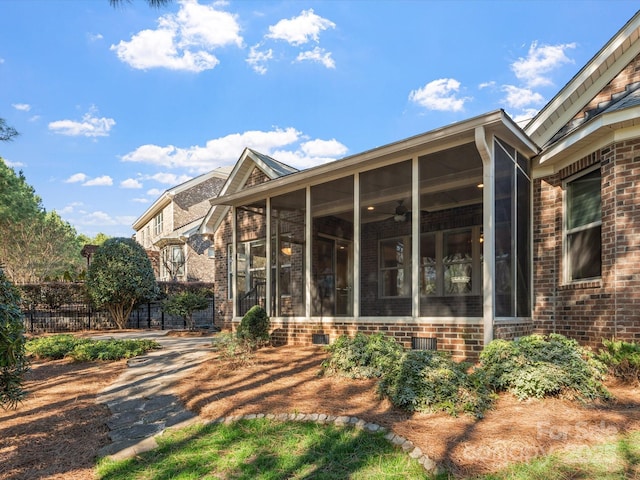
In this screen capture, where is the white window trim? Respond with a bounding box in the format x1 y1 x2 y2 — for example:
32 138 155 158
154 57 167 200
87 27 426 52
563 164 602 284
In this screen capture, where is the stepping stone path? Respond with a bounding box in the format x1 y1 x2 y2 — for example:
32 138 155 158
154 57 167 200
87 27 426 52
94 331 440 474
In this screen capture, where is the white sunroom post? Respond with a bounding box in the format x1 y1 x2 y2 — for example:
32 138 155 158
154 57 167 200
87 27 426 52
265 197 272 317
353 174 360 320
412 156 420 319
475 126 495 347
305 186 312 318
231 205 237 319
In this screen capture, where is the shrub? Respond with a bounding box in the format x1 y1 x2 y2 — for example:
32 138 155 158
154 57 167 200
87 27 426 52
212 332 256 366
0 267 29 409
236 305 270 347
479 334 610 402
321 332 404 379
378 349 494 417
162 291 210 330
597 339 640 384
26 334 160 361
26 334 81 360
86 237 158 329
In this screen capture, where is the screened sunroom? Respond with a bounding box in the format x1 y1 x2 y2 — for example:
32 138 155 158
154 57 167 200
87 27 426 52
203 111 538 350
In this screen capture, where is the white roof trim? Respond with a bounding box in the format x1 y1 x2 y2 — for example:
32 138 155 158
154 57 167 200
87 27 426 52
526 11 640 147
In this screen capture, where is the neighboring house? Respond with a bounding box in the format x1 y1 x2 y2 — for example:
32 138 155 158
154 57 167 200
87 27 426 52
132 166 231 282
196 12 640 360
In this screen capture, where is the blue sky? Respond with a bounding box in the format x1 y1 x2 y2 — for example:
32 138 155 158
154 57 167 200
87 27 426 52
1 1 638 238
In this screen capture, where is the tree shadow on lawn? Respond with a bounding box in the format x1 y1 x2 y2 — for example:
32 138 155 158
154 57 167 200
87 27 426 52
0 359 123 480
97 418 428 480
174 345 640 478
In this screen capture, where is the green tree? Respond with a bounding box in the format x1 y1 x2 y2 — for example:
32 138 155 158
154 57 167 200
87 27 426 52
0 119 18 142
162 291 209 330
87 238 158 329
0 267 29 409
0 159 85 282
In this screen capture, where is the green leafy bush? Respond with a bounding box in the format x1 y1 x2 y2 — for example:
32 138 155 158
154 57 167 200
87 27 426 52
26 334 160 361
236 305 270 347
321 332 404 379
162 291 210 330
597 339 640 383
378 349 494 417
0 267 29 409
479 334 610 402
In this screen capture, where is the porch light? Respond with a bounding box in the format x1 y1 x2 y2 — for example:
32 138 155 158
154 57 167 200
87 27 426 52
281 246 292 256
477 182 484 188
367 206 375 210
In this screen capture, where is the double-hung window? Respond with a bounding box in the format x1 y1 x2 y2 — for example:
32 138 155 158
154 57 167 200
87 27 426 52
153 212 163 236
565 167 601 281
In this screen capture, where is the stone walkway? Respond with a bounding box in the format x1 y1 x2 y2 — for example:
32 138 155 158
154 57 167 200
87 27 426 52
93 331 440 474
95 332 212 460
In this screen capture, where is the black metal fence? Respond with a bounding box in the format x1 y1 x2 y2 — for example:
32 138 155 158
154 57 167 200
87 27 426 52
22 298 216 334
18 282 216 334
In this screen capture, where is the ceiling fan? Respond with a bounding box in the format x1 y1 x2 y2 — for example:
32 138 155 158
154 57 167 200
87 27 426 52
372 200 409 222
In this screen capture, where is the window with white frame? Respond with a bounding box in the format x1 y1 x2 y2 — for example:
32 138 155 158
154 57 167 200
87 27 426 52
161 245 185 280
153 212 163 236
565 167 601 281
420 227 483 296
380 237 410 297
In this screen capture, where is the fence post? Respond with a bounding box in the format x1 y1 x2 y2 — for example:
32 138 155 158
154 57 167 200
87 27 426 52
161 309 165 330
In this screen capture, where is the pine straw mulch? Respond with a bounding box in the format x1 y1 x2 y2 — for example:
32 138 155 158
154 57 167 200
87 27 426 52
173 345 640 478
0 359 124 480
2 344 640 479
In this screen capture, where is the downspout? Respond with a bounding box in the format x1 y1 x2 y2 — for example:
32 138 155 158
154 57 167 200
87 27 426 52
475 126 495 347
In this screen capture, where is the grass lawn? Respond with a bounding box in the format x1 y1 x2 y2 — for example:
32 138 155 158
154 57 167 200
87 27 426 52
96 419 429 479
96 421 640 479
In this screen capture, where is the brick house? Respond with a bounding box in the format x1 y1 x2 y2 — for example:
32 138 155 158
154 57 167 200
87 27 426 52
132 166 231 282
198 12 640 360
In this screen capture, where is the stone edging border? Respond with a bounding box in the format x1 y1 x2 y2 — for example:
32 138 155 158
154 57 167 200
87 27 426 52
152 412 441 475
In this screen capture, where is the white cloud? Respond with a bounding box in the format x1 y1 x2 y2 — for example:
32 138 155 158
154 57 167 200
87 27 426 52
74 211 119 226
132 198 150 204
246 44 273 74
409 78 470 112
478 81 496 89
4 159 24 168
29 115 41 122
65 173 88 183
512 41 576 88
49 108 115 137
266 9 335 46
83 175 113 187
12 103 31 112
148 172 192 185
510 108 540 125
122 127 348 172
88 33 103 42
296 47 335 69
502 85 545 109
120 178 143 189
111 0 242 72
147 188 163 196
300 138 347 157
59 201 83 214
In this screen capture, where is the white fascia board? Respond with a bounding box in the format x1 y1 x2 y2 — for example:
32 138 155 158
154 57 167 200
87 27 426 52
526 13 640 146
536 105 640 167
132 192 172 231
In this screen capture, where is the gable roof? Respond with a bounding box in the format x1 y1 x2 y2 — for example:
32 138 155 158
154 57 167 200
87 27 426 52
198 148 298 236
132 166 231 231
525 11 640 148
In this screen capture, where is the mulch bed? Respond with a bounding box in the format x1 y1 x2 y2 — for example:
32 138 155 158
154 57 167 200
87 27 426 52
3 343 640 479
